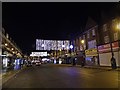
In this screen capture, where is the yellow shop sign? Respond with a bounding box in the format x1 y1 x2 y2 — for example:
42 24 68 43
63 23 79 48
85 48 98 56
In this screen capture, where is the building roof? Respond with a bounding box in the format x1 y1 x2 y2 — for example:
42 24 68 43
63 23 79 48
84 17 97 31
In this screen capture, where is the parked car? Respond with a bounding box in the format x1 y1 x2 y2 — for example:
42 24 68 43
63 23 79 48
26 61 32 67
35 61 41 66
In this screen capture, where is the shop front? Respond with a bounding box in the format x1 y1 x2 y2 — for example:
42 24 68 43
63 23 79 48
98 41 120 67
85 48 98 66
2 51 16 73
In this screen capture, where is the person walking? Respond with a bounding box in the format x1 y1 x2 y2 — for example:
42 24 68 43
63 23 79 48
111 56 117 69
81 55 85 67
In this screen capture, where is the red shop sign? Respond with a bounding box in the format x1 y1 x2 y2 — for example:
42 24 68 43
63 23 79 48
98 41 119 53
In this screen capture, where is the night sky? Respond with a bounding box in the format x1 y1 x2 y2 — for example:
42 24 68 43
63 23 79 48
2 2 119 55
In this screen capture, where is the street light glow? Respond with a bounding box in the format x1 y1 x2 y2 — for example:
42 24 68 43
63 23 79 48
116 23 120 30
81 40 85 44
5 43 8 46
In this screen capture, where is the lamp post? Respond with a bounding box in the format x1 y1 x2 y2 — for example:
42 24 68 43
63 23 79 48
81 40 85 51
81 39 85 67
62 45 65 56
116 18 120 68
109 18 120 69
81 39 85 58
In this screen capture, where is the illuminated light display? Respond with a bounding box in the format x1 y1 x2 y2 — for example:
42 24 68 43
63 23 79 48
67 46 69 49
62 45 65 47
64 40 69 50
57 40 63 50
36 39 70 50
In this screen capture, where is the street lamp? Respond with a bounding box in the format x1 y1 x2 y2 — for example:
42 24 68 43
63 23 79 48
11 48 14 50
5 43 8 46
80 39 86 67
116 23 120 30
109 18 120 69
81 40 85 51
81 40 84 45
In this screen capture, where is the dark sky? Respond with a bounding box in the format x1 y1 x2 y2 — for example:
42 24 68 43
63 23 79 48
2 2 119 55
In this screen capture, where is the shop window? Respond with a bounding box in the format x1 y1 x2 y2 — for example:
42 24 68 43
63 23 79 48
104 36 109 43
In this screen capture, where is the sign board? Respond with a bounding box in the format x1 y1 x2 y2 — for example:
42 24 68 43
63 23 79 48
30 52 47 57
98 41 119 53
85 48 98 57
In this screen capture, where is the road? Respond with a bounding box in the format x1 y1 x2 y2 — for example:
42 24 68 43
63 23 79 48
2 64 119 89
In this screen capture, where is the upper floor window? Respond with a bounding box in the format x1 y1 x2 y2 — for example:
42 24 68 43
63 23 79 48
104 35 109 43
103 24 107 32
114 32 118 41
83 35 85 40
79 37 81 44
88 40 96 49
112 19 117 29
6 33 9 39
92 29 95 36
87 31 90 38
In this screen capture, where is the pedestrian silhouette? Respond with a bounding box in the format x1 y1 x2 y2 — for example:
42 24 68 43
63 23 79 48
111 56 117 69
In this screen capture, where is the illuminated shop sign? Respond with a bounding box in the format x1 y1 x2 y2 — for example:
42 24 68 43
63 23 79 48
98 41 119 53
30 52 47 56
85 48 98 56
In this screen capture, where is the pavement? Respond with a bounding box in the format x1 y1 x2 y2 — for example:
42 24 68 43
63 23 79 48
2 66 27 85
84 65 120 71
1 64 120 85
53 64 120 71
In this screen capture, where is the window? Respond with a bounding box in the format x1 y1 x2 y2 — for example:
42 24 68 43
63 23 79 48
112 19 117 29
87 31 90 38
104 36 109 43
88 40 96 49
6 33 9 39
92 29 95 36
79 37 81 41
114 33 118 41
83 35 85 40
103 24 107 32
